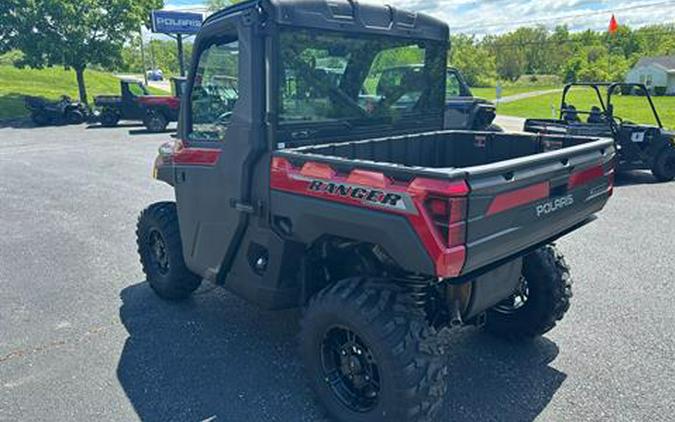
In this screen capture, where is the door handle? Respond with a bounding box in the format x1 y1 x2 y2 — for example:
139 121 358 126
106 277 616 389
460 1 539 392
231 200 256 214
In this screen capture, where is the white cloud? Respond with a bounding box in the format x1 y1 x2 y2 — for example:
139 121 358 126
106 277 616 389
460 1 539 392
163 0 675 35
386 0 675 35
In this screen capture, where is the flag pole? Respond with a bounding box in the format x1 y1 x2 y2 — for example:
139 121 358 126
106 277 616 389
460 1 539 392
608 14 618 81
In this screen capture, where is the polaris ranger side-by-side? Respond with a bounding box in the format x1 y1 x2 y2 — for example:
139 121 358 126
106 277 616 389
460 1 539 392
136 1 615 421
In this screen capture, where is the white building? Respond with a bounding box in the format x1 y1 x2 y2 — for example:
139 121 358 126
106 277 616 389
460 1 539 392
625 56 675 95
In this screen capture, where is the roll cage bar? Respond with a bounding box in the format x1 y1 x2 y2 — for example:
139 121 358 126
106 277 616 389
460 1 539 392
559 82 663 131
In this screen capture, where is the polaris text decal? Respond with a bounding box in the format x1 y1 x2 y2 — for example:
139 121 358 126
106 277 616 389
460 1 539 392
307 180 416 214
536 195 574 217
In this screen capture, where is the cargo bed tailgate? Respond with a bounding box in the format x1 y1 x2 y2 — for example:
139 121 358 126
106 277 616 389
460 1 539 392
461 138 615 275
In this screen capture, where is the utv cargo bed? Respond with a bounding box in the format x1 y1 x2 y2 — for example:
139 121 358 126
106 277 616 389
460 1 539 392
273 130 615 277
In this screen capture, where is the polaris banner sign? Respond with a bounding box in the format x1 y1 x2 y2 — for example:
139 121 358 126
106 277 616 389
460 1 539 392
151 10 203 34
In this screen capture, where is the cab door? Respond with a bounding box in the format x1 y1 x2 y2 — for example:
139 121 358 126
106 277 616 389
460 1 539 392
122 82 148 119
173 14 265 282
444 69 474 129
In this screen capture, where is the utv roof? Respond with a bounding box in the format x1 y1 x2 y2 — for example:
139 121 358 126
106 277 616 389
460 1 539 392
204 0 449 41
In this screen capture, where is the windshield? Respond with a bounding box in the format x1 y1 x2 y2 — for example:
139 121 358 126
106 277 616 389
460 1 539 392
278 29 445 130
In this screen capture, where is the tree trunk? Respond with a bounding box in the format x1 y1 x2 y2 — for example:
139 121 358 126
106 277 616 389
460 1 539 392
75 66 88 104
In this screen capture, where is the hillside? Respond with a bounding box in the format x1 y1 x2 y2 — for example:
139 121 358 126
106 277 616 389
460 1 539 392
0 66 165 120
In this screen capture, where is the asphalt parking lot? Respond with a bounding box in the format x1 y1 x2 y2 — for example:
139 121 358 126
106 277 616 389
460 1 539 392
1 122 674 422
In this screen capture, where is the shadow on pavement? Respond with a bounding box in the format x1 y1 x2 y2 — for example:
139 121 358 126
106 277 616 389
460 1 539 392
127 128 176 136
441 332 564 421
116 282 323 422
117 282 565 422
85 123 143 130
614 170 658 187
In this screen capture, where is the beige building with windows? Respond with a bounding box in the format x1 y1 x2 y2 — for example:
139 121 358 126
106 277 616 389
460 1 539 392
625 56 675 95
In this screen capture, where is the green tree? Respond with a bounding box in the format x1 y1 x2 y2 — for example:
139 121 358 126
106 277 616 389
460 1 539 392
546 25 573 75
4 0 162 103
0 1 17 53
207 0 246 12
635 25 675 56
148 39 194 75
207 0 230 12
449 34 496 87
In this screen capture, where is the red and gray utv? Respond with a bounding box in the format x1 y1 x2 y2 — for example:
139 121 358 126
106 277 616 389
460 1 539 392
94 78 186 132
136 1 614 421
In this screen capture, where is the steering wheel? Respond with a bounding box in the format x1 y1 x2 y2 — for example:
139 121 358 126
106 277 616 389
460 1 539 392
216 111 233 126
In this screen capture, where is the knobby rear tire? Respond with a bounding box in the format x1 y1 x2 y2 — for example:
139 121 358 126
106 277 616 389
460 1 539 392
299 277 448 422
484 244 572 340
652 147 675 182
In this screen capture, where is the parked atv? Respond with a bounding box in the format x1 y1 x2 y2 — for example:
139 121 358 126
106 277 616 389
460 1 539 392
136 2 614 421
24 95 88 126
524 82 675 182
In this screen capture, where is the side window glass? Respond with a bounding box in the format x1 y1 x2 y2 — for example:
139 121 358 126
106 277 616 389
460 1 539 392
446 72 461 97
278 30 438 123
189 40 239 142
128 83 146 97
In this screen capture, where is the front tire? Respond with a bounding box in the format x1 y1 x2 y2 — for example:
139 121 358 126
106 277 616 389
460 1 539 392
299 278 447 422
484 244 572 340
100 109 120 127
652 147 675 182
144 111 168 133
136 202 201 300
65 109 85 125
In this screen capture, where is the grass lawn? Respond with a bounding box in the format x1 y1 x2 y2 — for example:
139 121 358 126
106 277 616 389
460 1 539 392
496 87 675 130
471 85 557 100
0 65 167 120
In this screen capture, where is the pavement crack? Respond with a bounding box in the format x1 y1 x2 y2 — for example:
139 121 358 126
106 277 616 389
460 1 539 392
0 322 115 364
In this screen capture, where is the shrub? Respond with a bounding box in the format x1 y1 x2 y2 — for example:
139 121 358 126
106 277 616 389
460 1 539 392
654 86 667 96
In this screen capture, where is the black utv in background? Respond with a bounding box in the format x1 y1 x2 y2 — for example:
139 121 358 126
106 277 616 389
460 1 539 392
135 1 614 421
444 67 502 131
524 82 675 182
379 66 502 131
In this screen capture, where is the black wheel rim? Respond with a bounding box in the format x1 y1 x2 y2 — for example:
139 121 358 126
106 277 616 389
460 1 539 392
151 117 163 131
148 228 170 275
320 326 380 413
493 276 529 314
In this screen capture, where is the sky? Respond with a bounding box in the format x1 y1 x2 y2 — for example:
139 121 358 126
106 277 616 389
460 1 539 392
163 0 675 36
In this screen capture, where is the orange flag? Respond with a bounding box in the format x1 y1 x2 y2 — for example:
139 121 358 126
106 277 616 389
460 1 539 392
609 14 618 35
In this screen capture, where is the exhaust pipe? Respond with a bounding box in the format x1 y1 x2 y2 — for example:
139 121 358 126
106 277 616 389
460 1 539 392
450 299 463 327
446 283 472 328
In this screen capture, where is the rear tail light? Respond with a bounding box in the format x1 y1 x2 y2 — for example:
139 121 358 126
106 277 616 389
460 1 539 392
409 178 470 278
425 196 467 248
568 165 604 190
